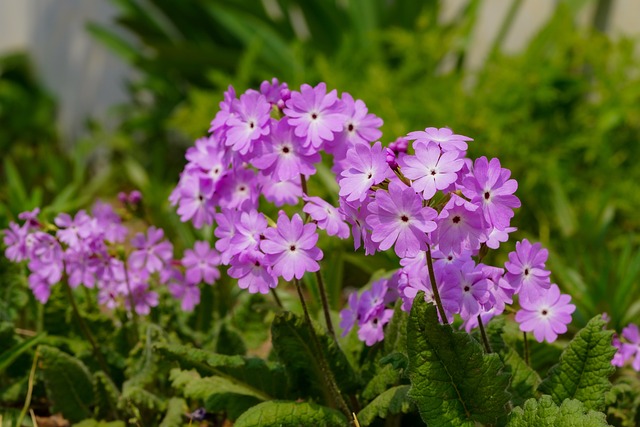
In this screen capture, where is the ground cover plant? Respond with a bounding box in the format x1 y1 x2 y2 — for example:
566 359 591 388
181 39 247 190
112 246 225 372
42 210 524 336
2 79 640 426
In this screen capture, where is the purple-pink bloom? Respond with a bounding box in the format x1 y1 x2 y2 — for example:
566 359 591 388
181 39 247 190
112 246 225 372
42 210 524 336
401 142 464 200
29 273 52 303
225 90 271 155
209 85 236 135
326 93 382 157
504 239 552 303
366 181 436 258
339 197 377 255
448 261 492 321
3 222 31 262
407 127 473 152
303 195 350 239
175 174 216 229
214 209 241 264
461 157 521 230
482 226 517 250
339 292 360 337
259 174 302 207
284 82 345 150
516 284 575 343
228 250 277 294
28 232 64 285
182 241 221 285
229 210 268 254
217 168 259 211
65 248 96 288
252 120 319 181
55 210 91 248
433 194 487 255
260 78 288 105
128 226 173 274
358 308 394 346
339 141 391 202
620 324 640 371
260 212 323 281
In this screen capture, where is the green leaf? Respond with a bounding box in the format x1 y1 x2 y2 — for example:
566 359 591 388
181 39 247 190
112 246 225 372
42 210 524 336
357 385 415 426
39 345 95 423
159 397 187 427
169 368 269 401
361 364 402 401
93 371 121 420
74 420 126 427
156 342 287 399
486 317 541 407
406 295 510 426
538 315 616 411
271 311 360 402
205 393 261 421
0 333 45 372
507 395 610 426
233 400 348 427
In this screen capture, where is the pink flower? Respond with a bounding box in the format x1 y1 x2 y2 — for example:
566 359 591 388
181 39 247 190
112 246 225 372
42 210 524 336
516 284 575 343
401 142 464 200
128 227 173 274
505 239 552 303
339 141 391 202
228 250 277 294
284 82 345 150
225 90 271 155
366 181 436 258
303 195 350 239
260 212 323 281
433 195 487 255
407 127 473 152
182 241 221 285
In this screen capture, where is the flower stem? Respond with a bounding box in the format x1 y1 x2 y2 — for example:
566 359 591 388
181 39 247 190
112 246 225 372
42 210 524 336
425 245 449 325
294 278 351 419
299 173 337 341
477 315 492 354
16 347 39 427
523 331 530 366
64 282 111 375
271 288 283 309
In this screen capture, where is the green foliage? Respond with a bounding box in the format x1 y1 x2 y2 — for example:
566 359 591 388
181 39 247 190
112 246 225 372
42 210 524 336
158 397 187 427
74 421 126 427
407 295 510 426
538 315 616 411
357 385 415 426
507 396 609 427
486 317 541 407
0 333 44 372
93 371 121 420
233 400 348 427
39 345 95 423
605 373 640 426
271 311 360 401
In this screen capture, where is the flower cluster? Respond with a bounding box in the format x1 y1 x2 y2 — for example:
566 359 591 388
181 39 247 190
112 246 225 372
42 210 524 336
612 323 640 371
168 79 385 294
2 194 221 313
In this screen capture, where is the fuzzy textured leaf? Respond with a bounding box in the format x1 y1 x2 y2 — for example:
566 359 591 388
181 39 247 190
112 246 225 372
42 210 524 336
407 295 510 426
169 368 270 401
93 370 120 420
538 315 616 411
361 363 402 401
357 385 415 426
486 317 541 407
159 397 187 427
507 395 610 426
156 342 286 398
233 400 348 427
271 311 360 401
39 345 95 423
205 393 261 421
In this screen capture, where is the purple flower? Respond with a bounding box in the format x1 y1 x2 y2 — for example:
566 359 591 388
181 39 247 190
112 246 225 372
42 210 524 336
186 135 228 185
504 239 552 302
339 141 391 202
128 226 173 274
92 201 127 243
166 267 201 311
515 283 575 343
260 212 323 281
620 324 640 371
358 308 393 346
65 248 96 288
260 78 288 105
407 127 473 152
182 241 221 285
401 142 464 200
29 274 52 303
339 197 377 255
252 120 319 181
228 250 277 294
461 157 521 230
433 194 486 255
449 261 491 321
29 232 64 285
303 195 350 239
482 226 517 250
389 136 409 154
225 90 271 155
214 209 241 264
55 210 91 248
3 222 30 262
218 168 259 211
229 210 268 254
209 85 236 135
611 334 636 368
284 82 345 149
125 280 159 316
326 93 382 157
259 174 302 207
366 181 437 258
175 174 216 229
339 292 360 337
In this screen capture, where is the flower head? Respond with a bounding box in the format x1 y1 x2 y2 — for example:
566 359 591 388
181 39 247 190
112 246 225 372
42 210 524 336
515 284 575 343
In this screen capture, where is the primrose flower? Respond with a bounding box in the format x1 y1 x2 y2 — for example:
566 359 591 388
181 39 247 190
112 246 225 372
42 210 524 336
433 194 486 256
401 142 464 200
515 284 575 343
504 239 551 302
303 195 350 239
228 250 277 294
128 226 173 274
620 324 640 371
284 82 345 150
261 212 323 281
54 210 91 248
366 181 437 258
461 157 521 230
225 90 271 155
339 141 391 202
407 127 473 152
181 241 221 285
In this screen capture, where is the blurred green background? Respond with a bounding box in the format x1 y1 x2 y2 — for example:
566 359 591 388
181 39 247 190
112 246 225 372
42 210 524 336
2 0 640 330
